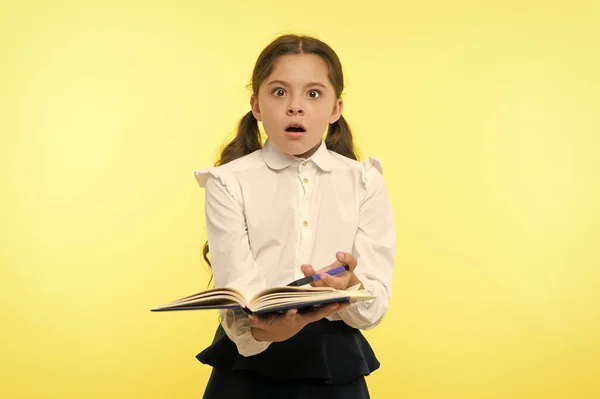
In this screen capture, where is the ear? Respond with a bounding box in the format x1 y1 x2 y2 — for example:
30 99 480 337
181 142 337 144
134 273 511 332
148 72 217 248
250 95 262 122
329 97 343 124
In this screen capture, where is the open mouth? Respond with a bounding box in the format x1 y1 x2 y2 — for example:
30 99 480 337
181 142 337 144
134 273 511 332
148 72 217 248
285 123 306 133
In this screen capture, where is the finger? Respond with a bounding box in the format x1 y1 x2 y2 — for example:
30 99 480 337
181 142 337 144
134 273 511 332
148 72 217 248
314 303 341 320
300 265 320 287
285 308 298 321
249 313 278 329
303 265 330 287
303 303 339 323
311 260 345 288
301 264 316 277
317 260 343 274
248 314 261 328
322 301 350 316
318 272 346 289
336 251 357 272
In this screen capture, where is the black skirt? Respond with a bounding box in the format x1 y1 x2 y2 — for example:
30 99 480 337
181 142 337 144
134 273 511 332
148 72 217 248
196 319 380 399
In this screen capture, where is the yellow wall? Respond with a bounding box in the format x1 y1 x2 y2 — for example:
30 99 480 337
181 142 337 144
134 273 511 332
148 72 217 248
2 1 599 398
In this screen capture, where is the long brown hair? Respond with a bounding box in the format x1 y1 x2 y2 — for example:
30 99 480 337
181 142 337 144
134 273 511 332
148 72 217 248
203 34 358 273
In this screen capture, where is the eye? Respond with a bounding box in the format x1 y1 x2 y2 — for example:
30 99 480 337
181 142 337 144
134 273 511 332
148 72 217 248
272 88 286 97
308 89 321 98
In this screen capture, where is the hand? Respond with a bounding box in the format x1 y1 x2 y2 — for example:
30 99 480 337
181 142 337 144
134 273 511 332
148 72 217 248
248 302 349 342
300 251 364 290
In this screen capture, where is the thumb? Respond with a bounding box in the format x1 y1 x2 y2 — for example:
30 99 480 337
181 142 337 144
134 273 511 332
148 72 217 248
336 251 357 272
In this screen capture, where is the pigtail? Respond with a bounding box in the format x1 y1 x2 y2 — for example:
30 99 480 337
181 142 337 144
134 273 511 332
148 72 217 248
202 110 262 279
325 115 358 160
216 110 262 166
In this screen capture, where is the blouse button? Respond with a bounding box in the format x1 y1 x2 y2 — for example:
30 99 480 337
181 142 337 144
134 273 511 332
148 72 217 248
303 221 309 227
303 178 309 183
302 161 307 166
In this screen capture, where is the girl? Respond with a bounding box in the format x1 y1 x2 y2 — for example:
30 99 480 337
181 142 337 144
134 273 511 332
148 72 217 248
194 34 396 399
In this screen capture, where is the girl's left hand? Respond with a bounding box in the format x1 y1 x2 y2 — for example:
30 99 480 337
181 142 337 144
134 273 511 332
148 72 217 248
300 251 363 290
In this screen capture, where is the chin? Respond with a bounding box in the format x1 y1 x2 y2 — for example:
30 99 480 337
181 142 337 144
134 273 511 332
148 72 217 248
284 142 316 157
268 132 321 156
289 138 321 153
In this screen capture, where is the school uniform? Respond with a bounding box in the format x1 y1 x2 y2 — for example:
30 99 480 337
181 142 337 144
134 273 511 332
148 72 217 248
194 139 396 398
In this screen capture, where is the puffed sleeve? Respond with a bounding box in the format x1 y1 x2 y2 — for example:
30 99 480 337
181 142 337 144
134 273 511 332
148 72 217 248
336 157 396 329
195 168 272 357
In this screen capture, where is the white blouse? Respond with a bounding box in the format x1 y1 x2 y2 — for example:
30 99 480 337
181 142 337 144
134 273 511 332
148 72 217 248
195 138 396 357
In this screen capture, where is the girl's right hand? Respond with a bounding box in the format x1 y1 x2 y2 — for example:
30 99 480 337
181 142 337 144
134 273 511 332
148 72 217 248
248 302 349 342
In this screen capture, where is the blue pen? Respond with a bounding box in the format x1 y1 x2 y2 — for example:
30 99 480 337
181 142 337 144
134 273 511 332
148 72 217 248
286 265 350 287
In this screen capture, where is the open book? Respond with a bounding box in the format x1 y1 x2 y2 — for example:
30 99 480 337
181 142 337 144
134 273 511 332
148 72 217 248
151 286 375 315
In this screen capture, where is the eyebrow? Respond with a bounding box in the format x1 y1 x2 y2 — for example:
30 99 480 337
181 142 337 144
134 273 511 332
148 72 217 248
267 80 327 89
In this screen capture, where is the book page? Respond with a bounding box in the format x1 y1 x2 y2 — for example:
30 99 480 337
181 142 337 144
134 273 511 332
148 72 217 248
249 286 336 303
156 287 247 309
249 289 374 312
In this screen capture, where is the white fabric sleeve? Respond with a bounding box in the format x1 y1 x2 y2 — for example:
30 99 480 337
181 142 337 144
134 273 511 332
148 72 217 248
336 158 396 330
196 169 272 357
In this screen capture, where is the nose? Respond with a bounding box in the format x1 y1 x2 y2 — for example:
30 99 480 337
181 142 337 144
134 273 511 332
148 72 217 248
286 98 304 115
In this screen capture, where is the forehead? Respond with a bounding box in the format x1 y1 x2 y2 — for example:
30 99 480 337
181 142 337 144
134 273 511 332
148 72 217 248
267 54 331 86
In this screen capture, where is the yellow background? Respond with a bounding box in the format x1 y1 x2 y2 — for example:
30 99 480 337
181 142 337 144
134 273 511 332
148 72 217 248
2 1 599 398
